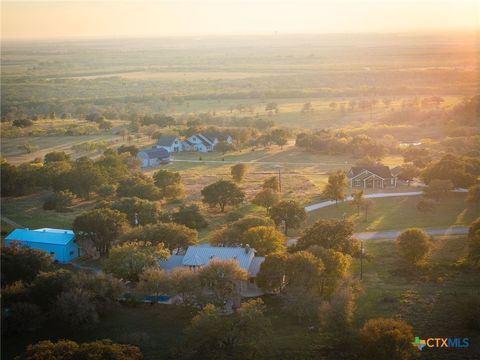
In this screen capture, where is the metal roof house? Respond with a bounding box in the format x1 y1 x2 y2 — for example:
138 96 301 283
160 245 265 297
137 147 171 168
5 228 80 263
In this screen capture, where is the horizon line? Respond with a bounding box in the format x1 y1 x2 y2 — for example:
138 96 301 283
2 28 478 43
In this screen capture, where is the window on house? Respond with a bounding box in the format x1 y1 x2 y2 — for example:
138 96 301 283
50 252 55 255
69 250 74 256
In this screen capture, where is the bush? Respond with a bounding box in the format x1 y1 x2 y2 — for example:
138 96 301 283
43 190 75 212
3 302 43 335
12 119 33 128
231 163 248 182
20 339 142 360
359 318 415 360
172 204 208 229
225 210 244 223
55 289 99 330
1 243 54 286
97 184 116 197
396 228 432 266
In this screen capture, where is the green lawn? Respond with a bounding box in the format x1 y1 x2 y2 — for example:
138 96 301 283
306 193 478 232
352 236 480 359
1 192 94 230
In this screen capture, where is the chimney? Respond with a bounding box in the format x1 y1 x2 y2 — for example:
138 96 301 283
245 244 250 254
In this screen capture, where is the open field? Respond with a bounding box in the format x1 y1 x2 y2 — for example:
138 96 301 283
306 192 477 233
0 192 95 229
144 144 355 202
352 235 480 359
65 71 294 80
0 119 155 164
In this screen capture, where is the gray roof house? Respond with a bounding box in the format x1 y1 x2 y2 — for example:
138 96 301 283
347 166 398 189
156 136 182 152
202 132 233 144
160 245 265 297
137 148 171 167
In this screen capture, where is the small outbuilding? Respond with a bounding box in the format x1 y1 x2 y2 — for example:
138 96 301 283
5 228 80 263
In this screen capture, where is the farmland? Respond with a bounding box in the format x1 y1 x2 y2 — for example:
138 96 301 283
1 30 479 360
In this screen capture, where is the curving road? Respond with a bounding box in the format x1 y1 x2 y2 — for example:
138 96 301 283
354 226 469 240
304 189 468 212
286 226 469 246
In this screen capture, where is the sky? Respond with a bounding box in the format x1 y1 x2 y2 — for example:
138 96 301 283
1 0 479 40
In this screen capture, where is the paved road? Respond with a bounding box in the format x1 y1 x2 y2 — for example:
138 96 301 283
304 191 423 212
286 226 469 246
355 226 469 240
304 188 468 212
172 159 348 166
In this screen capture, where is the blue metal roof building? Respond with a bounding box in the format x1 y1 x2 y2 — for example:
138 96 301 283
5 228 80 263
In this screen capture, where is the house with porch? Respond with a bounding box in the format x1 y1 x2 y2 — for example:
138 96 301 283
160 245 265 298
5 228 80 263
347 165 398 189
183 134 213 152
156 136 183 152
182 132 233 153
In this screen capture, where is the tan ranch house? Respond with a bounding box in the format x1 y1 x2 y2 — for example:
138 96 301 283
347 166 401 189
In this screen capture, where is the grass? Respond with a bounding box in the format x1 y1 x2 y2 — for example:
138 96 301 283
305 193 477 233
4 235 478 360
1 304 194 360
352 236 480 358
0 192 94 229
144 145 353 203
0 119 154 165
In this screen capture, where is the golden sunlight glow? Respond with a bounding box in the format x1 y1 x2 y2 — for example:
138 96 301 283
1 0 479 40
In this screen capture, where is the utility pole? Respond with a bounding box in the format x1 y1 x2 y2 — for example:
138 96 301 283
274 165 282 193
278 167 282 193
360 240 365 280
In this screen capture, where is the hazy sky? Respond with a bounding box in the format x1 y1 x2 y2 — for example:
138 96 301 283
2 0 479 40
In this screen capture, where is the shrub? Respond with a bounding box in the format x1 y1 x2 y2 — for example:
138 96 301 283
12 119 33 128
359 318 415 360
396 228 432 266
42 191 75 212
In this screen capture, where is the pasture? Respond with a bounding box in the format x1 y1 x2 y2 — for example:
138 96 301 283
305 192 477 233
353 235 480 359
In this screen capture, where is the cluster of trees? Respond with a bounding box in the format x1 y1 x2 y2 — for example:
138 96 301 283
420 154 477 188
1 243 124 334
255 219 358 323
1 150 188 202
73 204 201 258
210 215 284 256
17 339 142 360
296 131 387 159
178 299 271 360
